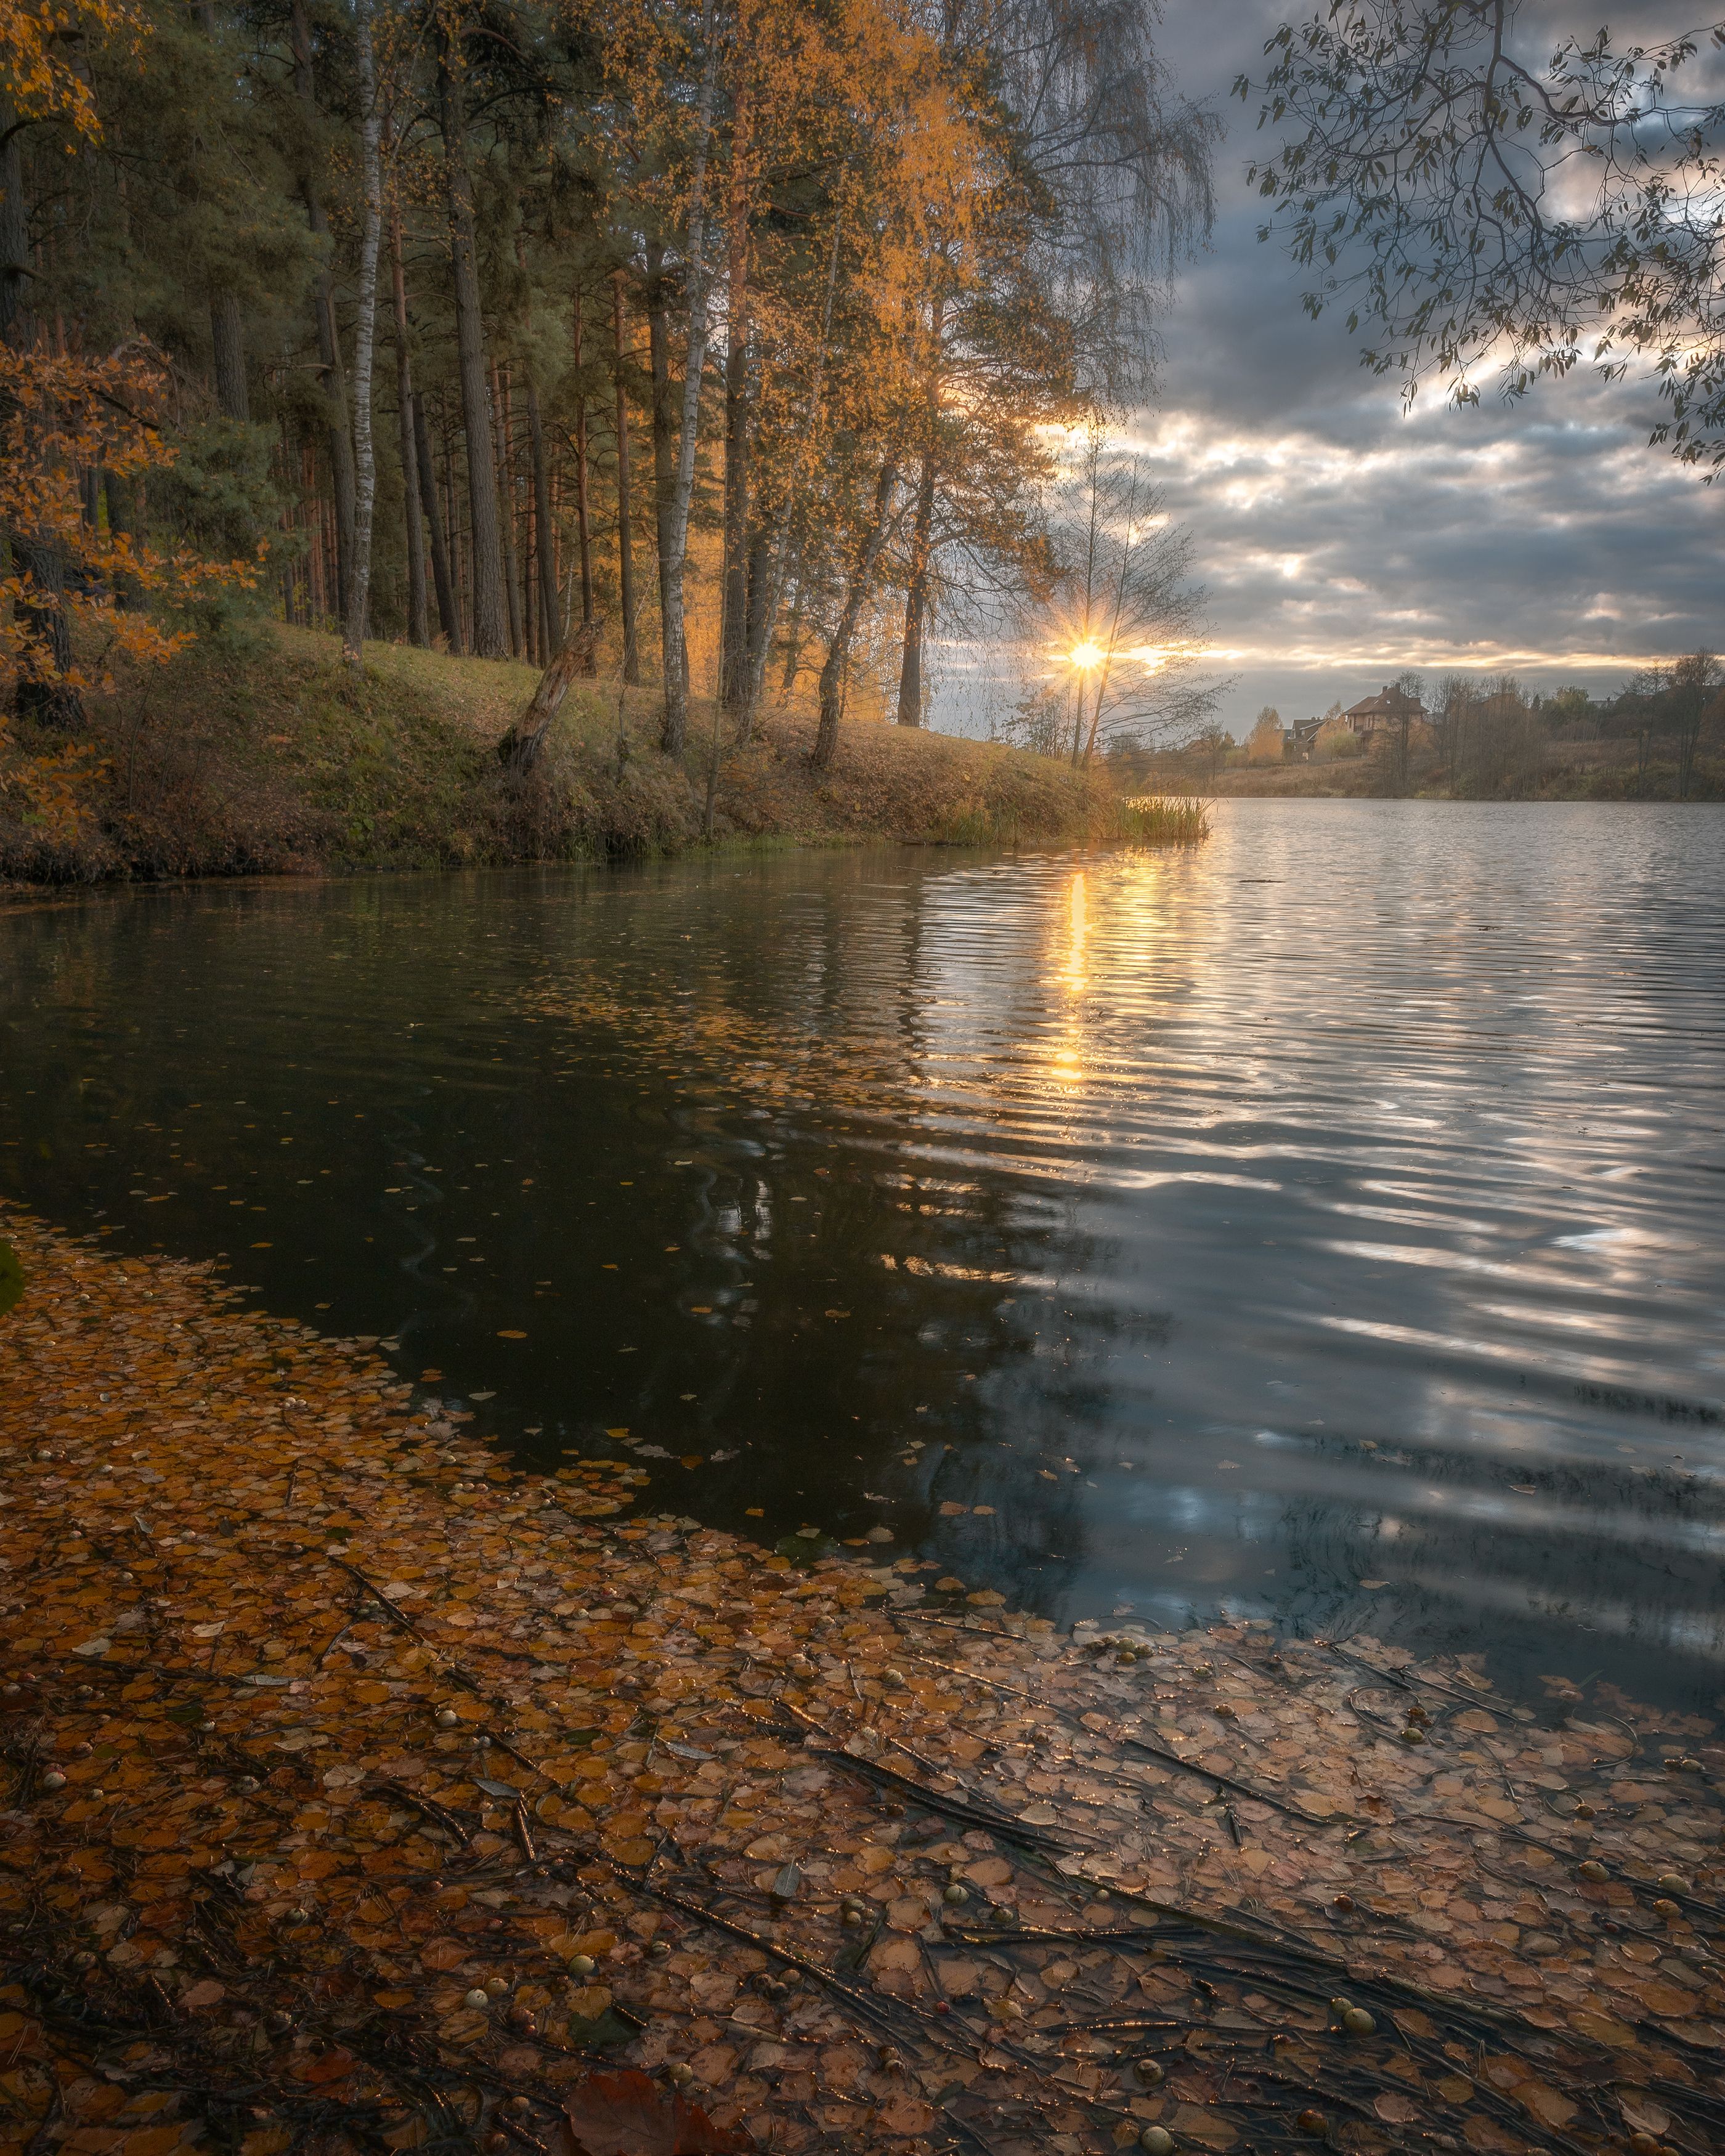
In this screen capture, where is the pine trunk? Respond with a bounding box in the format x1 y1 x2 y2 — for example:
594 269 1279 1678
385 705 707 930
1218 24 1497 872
571 295 593 633
438 34 508 658
413 394 458 652
524 374 560 659
612 270 638 684
291 0 355 626
645 243 682 693
493 360 525 658
389 199 429 647
659 15 721 756
343 2 381 669
209 290 249 422
720 216 750 711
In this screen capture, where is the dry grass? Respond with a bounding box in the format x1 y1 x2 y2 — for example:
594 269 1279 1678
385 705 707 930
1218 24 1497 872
1 625 1192 884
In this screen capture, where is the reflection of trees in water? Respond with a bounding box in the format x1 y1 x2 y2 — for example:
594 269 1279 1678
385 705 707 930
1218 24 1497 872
1261 1438 1725 1695
509 854 1196 1587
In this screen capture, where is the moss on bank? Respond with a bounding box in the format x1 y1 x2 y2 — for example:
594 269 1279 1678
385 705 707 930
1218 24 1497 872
0 627 1182 884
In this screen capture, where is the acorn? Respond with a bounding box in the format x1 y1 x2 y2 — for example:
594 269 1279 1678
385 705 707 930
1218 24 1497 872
485 1974 508 1997
649 1938 670 1956
1578 1860 1608 1882
667 2062 694 2087
569 1953 596 1977
1341 2007 1376 2036
1655 1871 1689 1894
1628 2137 1661 2156
1653 1899 1681 1919
1296 2111 1327 2136
943 1884 968 1905
1331 1893 1354 1911
1400 1726 1426 1745
436 1708 460 1728
1134 2058 1165 2086
40 1770 67 1793
1139 2131 1174 2156
266 2009 293 2033
464 1988 490 2010
1573 1802 1596 1820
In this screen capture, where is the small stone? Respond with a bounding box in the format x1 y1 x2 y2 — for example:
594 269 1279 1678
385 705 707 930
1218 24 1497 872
569 1954 596 1977
943 1884 968 1905
1134 2059 1164 2086
40 1770 66 1792
436 1708 460 1728
465 1988 490 2010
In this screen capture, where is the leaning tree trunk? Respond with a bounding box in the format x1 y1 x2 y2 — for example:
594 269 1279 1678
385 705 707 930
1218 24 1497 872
495 622 601 774
437 31 508 658
343 0 381 670
813 459 898 770
659 12 721 758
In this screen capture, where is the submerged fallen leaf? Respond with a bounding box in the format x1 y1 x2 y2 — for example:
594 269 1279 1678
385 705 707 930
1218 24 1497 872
558 2067 750 2155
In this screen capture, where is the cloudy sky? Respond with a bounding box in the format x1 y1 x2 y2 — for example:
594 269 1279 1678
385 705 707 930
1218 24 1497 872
1089 1 1724 738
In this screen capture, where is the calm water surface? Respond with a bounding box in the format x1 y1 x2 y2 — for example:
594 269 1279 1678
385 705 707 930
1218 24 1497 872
3 801 1722 1706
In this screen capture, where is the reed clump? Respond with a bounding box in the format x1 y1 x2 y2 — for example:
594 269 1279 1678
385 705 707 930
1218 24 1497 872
1114 793 1211 844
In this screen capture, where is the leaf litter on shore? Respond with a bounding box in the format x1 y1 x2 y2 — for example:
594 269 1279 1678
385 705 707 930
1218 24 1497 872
0 1210 1722 2156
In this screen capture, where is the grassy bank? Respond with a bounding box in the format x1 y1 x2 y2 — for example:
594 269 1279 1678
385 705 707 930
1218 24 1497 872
0 628 1200 884
2 1210 1721 2156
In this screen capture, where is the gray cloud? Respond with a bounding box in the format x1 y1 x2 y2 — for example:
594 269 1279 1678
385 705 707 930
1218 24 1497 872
1098 3 1724 735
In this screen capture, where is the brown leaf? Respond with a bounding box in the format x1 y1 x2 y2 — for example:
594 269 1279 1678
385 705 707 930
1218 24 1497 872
561 2069 752 2156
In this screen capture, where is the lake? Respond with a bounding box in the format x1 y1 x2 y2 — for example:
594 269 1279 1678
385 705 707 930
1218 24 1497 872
3 800 1721 1709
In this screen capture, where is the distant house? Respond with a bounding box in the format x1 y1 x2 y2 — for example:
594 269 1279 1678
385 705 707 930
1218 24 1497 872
1342 684 1424 736
1286 716 1323 755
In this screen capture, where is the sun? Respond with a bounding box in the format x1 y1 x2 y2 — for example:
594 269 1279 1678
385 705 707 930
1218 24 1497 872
1068 639 1104 670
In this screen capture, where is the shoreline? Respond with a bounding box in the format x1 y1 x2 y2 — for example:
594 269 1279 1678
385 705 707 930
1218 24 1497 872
0 628 1203 890
1 1210 1721 2155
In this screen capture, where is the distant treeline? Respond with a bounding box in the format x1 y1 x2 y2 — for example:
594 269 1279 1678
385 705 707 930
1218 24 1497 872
1121 657 1725 803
